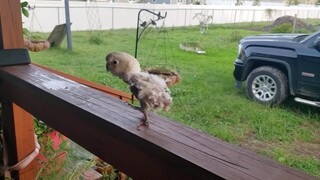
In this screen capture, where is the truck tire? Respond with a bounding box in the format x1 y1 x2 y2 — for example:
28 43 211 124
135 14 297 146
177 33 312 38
246 66 288 105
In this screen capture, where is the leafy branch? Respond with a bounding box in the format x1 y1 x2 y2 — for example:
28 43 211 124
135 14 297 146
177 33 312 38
21 1 29 18
193 13 213 34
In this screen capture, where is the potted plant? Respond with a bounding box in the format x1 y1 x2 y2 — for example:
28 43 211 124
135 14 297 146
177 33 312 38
34 119 69 178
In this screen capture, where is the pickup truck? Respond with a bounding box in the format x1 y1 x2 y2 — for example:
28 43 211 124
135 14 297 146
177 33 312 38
233 31 320 107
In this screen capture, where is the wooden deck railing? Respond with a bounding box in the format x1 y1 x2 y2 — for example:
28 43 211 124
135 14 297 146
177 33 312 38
32 63 134 102
0 64 317 180
0 0 317 179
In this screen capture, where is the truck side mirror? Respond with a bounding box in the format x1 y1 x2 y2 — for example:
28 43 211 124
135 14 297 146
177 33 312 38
313 37 320 48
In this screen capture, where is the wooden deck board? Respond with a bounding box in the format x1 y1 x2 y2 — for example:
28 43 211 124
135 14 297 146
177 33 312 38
32 63 133 102
0 64 316 180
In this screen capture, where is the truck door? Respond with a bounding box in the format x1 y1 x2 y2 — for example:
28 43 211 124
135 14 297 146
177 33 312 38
296 36 320 99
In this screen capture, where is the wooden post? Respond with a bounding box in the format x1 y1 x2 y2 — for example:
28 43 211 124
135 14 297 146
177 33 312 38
292 14 297 33
0 0 38 179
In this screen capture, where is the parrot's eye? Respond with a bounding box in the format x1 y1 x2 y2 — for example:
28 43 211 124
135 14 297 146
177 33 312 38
113 60 119 65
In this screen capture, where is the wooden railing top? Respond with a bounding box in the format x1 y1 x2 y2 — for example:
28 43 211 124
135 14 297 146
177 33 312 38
0 64 316 180
32 63 134 102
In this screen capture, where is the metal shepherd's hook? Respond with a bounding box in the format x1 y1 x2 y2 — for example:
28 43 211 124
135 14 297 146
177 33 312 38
134 9 167 59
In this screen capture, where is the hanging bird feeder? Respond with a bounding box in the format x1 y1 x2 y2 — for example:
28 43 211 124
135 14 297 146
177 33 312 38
24 39 50 52
144 67 180 87
135 9 181 87
23 5 50 52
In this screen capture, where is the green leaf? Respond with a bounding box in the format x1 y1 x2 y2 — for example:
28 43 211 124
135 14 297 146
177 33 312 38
36 129 44 135
23 28 29 36
20 1 28 8
278 157 286 163
22 8 29 18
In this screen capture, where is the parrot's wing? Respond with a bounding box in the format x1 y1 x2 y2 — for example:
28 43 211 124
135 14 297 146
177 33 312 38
128 72 172 110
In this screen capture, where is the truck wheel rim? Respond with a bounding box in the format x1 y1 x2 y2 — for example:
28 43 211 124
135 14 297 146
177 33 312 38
251 75 277 101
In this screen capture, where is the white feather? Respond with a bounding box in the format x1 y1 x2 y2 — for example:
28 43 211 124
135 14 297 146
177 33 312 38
127 72 172 110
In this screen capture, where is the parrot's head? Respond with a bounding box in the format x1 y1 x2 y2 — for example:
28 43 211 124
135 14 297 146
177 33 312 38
106 51 141 79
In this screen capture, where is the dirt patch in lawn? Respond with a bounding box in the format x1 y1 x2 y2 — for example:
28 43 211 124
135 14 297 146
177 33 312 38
266 15 309 30
237 132 273 154
245 15 314 32
292 140 320 159
237 130 320 160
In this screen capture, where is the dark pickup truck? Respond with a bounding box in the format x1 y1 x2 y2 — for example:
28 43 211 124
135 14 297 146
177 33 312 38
233 31 320 107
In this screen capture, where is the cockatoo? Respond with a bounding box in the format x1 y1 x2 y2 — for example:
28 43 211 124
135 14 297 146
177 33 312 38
106 51 172 128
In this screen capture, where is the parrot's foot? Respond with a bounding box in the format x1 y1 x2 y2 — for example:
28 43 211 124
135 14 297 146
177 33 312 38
137 104 149 130
136 119 149 130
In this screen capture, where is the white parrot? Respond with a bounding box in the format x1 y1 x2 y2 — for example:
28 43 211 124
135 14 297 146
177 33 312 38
106 51 172 128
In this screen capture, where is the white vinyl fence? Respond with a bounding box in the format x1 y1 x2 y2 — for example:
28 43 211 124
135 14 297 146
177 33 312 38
22 2 320 32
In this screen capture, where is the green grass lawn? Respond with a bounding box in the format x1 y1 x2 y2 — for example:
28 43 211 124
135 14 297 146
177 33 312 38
30 21 320 177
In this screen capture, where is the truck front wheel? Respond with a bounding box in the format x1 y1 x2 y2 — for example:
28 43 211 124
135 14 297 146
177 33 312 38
246 66 288 105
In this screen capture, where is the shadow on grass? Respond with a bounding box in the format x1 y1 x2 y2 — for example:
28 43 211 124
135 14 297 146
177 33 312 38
282 96 320 121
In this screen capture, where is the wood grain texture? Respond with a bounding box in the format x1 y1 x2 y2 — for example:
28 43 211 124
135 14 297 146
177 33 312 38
0 0 37 179
0 64 316 180
32 63 134 102
0 0 24 49
1 99 19 179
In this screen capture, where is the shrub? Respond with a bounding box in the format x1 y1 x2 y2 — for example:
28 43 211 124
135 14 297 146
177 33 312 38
230 31 243 42
193 13 213 34
89 34 103 45
235 0 244 5
265 8 273 20
252 0 261 6
287 0 300 6
270 23 292 33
